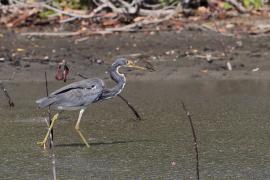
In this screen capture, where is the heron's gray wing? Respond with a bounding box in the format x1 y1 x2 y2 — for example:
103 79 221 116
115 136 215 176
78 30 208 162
49 78 104 97
37 78 104 108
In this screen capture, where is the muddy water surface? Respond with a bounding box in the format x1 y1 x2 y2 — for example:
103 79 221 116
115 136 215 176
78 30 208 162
1 80 270 179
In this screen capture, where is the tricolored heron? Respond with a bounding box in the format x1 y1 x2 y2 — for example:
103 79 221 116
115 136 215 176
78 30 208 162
36 58 146 148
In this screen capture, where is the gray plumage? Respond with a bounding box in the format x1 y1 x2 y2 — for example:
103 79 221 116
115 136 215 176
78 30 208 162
36 58 128 110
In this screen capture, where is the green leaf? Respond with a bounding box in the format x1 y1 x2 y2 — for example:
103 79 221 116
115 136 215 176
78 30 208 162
223 2 233 9
242 0 262 9
243 0 250 7
39 10 56 18
253 0 262 9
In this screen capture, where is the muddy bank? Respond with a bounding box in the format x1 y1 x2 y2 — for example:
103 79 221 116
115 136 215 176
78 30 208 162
1 28 270 82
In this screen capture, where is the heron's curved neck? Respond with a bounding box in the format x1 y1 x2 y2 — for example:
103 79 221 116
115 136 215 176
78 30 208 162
110 65 126 93
111 66 126 83
101 65 126 99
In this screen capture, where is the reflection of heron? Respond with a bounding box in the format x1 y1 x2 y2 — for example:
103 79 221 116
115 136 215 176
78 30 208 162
36 58 146 148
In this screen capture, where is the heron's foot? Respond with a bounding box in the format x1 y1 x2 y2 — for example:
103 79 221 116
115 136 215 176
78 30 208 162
37 140 46 149
85 141 90 148
75 128 90 148
79 133 90 148
36 113 59 149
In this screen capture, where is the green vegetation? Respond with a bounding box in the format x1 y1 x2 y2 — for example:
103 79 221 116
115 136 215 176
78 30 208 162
159 0 180 5
50 0 88 9
242 0 263 9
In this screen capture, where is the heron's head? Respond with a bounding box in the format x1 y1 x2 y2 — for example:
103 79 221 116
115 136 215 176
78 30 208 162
113 58 146 70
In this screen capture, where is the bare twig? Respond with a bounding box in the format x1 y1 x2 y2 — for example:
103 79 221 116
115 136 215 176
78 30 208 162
21 15 172 36
41 3 92 18
140 59 156 72
0 81 14 107
59 17 78 23
44 72 57 179
87 13 176 35
16 0 179 37
6 8 38 27
225 0 248 13
51 151 57 180
21 31 82 37
142 2 163 10
117 0 139 14
77 73 88 79
45 72 53 149
118 94 142 120
139 9 175 16
181 100 200 180
99 0 123 14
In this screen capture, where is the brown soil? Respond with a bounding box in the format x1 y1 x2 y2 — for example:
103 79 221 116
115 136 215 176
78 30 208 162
1 26 270 82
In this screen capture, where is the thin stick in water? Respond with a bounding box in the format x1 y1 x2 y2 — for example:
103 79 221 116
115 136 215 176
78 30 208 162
45 72 53 148
118 94 142 120
181 100 200 180
77 73 88 79
0 81 15 107
45 72 57 180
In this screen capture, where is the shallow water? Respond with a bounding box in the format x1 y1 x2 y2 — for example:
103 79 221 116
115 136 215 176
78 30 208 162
1 80 270 179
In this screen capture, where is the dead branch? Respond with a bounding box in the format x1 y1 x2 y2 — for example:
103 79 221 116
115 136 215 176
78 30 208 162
20 31 82 37
2 0 180 28
12 0 180 36
225 0 248 13
21 13 174 37
0 81 14 107
118 94 142 120
44 72 57 180
118 0 139 14
87 11 177 35
56 0 176 20
7 8 38 27
139 9 175 16
44 71 53 149
142 2 163 10
41 3 92 18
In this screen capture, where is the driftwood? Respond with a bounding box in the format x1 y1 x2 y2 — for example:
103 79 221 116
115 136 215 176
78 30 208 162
225 0 248 13
0 0 182 36
21 8 177 37
2 0 177 20
21 31 82 37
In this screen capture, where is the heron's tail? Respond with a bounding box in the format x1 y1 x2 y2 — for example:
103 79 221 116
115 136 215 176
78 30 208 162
36 97 56 108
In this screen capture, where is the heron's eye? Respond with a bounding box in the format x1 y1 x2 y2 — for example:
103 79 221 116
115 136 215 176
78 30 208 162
127 60 132 65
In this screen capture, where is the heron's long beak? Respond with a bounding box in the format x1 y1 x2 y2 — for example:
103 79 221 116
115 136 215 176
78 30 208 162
127 60 146 70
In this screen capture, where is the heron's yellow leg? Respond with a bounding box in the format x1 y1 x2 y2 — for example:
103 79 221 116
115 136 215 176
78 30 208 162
75 109 90 148
37 113 59 149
